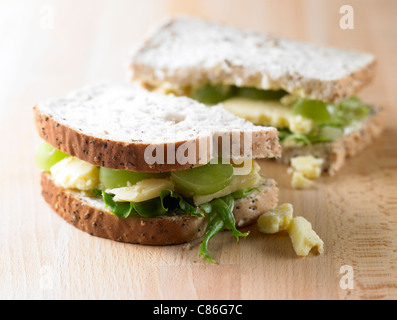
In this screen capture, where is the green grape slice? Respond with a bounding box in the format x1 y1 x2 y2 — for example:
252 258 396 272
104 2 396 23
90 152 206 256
319 126 344 142
237 87 287 101
99 167 169 189
171 161 234 195
35 141 69 172
338 96 371 121
191 84 236 105
292 99 332 122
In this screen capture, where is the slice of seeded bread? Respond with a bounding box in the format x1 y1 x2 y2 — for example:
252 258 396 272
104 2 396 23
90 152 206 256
41 172 279 245
130 15 376 102
278 107 384 175
34 83 281 173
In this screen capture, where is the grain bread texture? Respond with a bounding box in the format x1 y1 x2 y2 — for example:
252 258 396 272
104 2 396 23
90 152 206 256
234 179 279 228
130 15 377 102
41 173 279 245
278 107 384 175
34 83 281 173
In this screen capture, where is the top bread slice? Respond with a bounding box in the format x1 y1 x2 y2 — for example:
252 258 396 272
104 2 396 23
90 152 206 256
34 83 281 173
130 15 376 102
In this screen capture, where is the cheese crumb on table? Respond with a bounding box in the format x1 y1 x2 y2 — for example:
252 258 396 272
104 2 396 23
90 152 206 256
291 171 313 189
290 156 324 179
289 156 325 189
287 217 324 256
258 204 325 257
257 203 294 234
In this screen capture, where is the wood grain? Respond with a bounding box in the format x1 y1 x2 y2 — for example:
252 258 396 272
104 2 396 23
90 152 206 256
0 0 396 300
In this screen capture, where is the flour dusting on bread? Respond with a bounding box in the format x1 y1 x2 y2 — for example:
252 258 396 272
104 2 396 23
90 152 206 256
131 15 376 102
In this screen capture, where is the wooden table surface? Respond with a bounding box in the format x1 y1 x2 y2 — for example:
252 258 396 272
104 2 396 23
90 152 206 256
1 0 396 300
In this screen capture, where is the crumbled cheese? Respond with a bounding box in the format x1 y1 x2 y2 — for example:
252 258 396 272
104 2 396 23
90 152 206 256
287 217 324 256
108 179 175 203
290 156 324 179
257 203 294 234
289 116 314 135
50 157 99 191
291 171 313 190
289 156 324 189
257 203 325 257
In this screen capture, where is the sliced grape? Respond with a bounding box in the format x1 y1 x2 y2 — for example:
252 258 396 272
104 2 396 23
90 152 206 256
319 126 344 142
191 84 236 105
35 141 69 172
171 161 234 195
292 99 332 122
99 167 169 189
338 96 362 109
237 87 287 101
338 97 371 121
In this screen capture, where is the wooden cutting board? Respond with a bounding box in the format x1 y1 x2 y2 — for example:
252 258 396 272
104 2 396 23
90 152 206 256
0 0 396 300
1 139 396 300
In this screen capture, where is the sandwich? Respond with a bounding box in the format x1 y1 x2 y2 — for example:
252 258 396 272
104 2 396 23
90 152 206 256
34 83 281 262
130 16 384 175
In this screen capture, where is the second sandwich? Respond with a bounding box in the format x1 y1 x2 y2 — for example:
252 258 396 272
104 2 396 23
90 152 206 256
130 16 384 175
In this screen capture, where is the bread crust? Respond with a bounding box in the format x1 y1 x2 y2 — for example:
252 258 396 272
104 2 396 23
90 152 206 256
234 179 279 228
278 107 385 175
40 173 279 245
34 106 281 173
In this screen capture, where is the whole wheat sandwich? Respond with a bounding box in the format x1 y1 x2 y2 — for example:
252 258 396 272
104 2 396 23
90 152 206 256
130 16 384 175
34 83 281 262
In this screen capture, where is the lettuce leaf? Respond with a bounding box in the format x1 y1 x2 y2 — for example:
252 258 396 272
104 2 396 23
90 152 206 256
93 189 136 218
199 194 249 263
232 187 260 200
199 216 225 264
93 189 204 219
93 189 251 263
160 190 204 218
278 129 331 146
279 96 372 146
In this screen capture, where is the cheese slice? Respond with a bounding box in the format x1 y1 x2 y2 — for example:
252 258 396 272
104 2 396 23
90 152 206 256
50 157 99 191
107 178 175 203
221 97 314 134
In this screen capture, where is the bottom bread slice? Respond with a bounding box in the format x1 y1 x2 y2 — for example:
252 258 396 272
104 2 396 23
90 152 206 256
41 172 279 246
278 107 384 175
